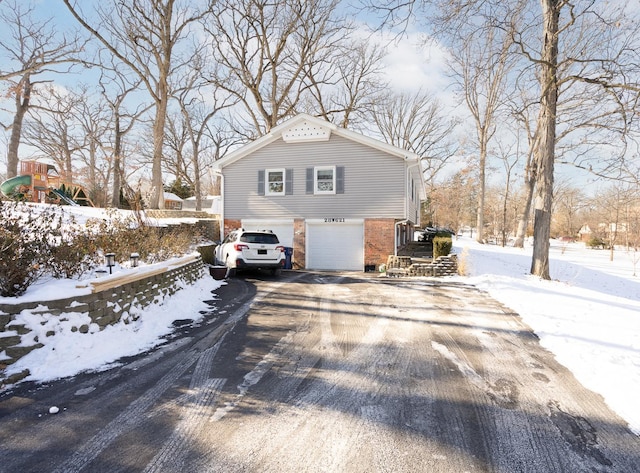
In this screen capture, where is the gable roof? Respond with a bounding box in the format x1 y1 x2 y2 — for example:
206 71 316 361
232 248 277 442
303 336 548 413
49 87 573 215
213 113 421 170
163 192 183 201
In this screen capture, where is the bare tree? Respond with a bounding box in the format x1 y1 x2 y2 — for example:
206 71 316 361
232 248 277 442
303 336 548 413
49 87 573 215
172 68 238 210
428 164 478 234
63 0 208 209
163 114 191 187
164 108 240 209
493 137 522 246
594 183 638 262
73 89 112 206
97 64 150 208
447 8 518 244
623 187 640 276
163 46 237 210
306 38 388 129
363 1 517 245
509 82 538 248
0 0 85 178
523 1 640 278
204 0 347 136
16 82 119 206
509 4 632 249
366 0 640 279
552 182 588 239
368 89 458 187
22 85 85 182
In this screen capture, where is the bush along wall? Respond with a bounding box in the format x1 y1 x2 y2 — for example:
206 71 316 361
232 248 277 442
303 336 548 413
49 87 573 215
0 256 205 386
196 244 216 265
0 201 216 297
432 235 453 259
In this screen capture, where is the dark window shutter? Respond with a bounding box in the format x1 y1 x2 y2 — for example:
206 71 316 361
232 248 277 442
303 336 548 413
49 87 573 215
258 170 265 195
306 167 314 194
285 168 293 195
336 166 345 194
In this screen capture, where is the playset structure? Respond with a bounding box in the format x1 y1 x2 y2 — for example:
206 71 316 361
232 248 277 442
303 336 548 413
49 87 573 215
0 160 94 206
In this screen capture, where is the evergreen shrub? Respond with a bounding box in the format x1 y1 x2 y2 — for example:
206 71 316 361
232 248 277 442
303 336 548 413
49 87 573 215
433 235 453 259
586 236 606 249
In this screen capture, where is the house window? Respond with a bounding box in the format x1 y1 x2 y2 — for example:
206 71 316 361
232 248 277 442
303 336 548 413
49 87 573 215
314 166 336 194
266 168 285 195
306 166 344 194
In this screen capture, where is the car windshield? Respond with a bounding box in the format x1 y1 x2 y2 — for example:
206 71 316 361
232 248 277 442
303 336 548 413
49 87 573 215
240 232 279 244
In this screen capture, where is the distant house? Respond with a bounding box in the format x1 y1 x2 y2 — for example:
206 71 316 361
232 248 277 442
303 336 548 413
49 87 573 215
212 113 425 271
579 222 630 243
182 195 222 214
578 224 592 242
163 192 183 210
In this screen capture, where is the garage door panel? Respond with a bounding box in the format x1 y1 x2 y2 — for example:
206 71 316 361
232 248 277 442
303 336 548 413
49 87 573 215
307 222 363 271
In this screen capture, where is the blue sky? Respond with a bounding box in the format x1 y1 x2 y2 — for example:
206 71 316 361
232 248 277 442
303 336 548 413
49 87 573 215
1 0 629 193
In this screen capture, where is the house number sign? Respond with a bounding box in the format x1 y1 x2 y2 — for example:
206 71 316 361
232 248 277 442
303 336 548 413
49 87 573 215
324 218 345 223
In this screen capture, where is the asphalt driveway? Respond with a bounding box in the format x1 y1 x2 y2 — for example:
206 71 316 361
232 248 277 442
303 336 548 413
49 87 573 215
0 270 639 472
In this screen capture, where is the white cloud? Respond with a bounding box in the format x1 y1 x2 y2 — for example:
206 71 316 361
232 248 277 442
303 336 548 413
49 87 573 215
381 33 451 94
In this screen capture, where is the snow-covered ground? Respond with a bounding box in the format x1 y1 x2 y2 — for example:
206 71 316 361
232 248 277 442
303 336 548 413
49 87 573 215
1 213 639 436
453 236 640 435
2 265 225 383
1 204 224 383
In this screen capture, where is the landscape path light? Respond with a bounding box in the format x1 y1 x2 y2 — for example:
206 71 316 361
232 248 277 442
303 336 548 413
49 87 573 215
105 253 116 274
130 252 140 268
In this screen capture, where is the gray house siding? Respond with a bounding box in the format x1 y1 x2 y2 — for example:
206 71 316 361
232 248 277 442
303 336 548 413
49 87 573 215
223 134 407 220
407 170 421 225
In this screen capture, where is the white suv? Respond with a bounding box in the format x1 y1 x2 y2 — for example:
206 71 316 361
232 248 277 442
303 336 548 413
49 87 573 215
215 229 285 275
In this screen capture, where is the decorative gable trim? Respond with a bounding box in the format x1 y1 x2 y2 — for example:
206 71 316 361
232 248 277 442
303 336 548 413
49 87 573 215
282 120 332 143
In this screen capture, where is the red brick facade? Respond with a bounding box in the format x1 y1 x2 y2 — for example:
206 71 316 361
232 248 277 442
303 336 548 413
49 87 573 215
223 219 241 239
364 218 396 269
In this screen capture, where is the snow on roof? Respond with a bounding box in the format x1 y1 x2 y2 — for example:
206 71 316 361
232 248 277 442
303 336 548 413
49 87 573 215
163 192 183 201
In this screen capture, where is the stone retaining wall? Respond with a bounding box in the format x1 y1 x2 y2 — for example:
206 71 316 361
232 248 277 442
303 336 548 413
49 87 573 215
0 256 205 385
386 254 458 277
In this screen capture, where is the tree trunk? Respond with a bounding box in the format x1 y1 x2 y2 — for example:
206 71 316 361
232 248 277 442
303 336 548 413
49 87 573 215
88 142 97 200
193 142 202 212
476 137 487 243
110 113 122 208
6 75 32 179
63 134 74 183
530 0 560 279
513 173 535 248
150 81 168 210
501 179 510 247
609 202 620 262
609 241 615 261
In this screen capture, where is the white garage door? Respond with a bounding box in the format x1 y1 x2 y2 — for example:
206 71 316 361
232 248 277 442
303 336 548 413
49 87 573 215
241 219 294 247
306 220 364 271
